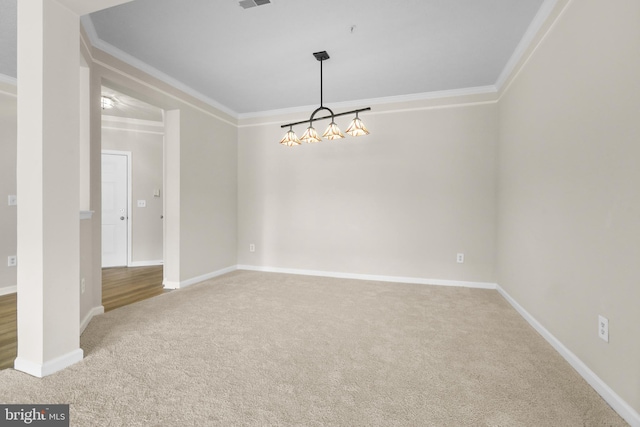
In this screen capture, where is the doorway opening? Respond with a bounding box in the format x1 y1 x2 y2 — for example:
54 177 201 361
100 84 166 309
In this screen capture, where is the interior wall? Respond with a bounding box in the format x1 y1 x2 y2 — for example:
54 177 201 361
0 86 17 294
179 107 238 281
88 42 104 325
497 0 640 414
79 40 99 328
2 4 633 417
102 121 164 264
238 99 498 283
79 217 95 328
89 46 238 288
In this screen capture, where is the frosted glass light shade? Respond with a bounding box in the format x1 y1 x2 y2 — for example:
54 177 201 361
300 126 322 143
345 116 370 137
279 129 301 146
322 122 345 140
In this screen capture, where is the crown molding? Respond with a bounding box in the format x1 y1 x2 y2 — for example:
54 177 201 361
495 0 559 91
238 85 498 120
0 73 17 87
80 15 100 46
101 115 164 127
81 17 237 127
79 4 558 122
80 16 239 119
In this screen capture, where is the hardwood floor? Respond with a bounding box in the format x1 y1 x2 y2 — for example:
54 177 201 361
0 265 164 370
102 266 165 312
0 293 17 370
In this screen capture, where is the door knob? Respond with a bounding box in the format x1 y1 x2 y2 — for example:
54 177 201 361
120 216 125 220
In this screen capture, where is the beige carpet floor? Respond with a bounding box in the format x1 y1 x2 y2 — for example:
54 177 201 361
0 271 627 426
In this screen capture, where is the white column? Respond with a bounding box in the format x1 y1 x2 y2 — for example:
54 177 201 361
163 110 181 288
15 0 82 377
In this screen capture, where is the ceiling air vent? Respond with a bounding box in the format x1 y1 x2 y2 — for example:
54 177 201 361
239 0 271 9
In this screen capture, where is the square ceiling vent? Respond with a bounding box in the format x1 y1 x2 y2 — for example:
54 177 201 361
239 0 271 9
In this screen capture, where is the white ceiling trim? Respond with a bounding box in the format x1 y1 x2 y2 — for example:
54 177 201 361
495 0 559 91
0 73 17 87
238 85 498 120
101 125 165 136
80 15 100 47
367 99 499 116
0 88 16 98
239 99 498 128
499 0 573 101
80 16 238 119
80 4 556 123
93 55 237 127
102 115 164 127
79 25 238 127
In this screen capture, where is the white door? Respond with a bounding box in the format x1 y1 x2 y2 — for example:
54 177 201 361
102 153 129 267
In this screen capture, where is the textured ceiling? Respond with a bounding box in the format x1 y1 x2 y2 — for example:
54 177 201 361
0 0 16 80
1 0 547 116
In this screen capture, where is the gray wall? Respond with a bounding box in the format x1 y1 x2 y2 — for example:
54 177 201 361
178 107 238 281
92 47 238 287
0 1 637 416
496 0 640 413
0 86 16 294
238 101 498 283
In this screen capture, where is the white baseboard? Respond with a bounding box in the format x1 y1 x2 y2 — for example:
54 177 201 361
496 285 640 427
162 280 179 289
80 305 104 335
14 348 84 378
163 265 237 290
236 265 497 290
128 260 163 267
0 286 17 296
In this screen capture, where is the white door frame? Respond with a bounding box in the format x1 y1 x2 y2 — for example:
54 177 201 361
102 149 133 267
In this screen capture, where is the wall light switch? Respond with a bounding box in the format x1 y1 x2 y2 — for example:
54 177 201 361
153 189 161 198
8 195 17 206
249 244 256 253
137 200 146 208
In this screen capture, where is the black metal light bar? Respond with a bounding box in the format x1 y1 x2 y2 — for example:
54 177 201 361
278 51 371 145
280 107 371 129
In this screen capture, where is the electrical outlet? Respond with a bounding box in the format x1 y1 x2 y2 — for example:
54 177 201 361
81 278 86 294
456 253 464 263
8 195 17 206
598 315 609 342
249 243 255 253
7 256 16 267
137 200 146 208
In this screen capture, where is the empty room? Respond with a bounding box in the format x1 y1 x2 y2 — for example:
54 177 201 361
0 0 638 425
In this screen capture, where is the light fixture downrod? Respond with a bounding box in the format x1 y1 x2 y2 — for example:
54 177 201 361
279 51 371 146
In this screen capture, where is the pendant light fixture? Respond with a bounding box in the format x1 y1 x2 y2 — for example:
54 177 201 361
279 126 301 146
279 51 370 146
